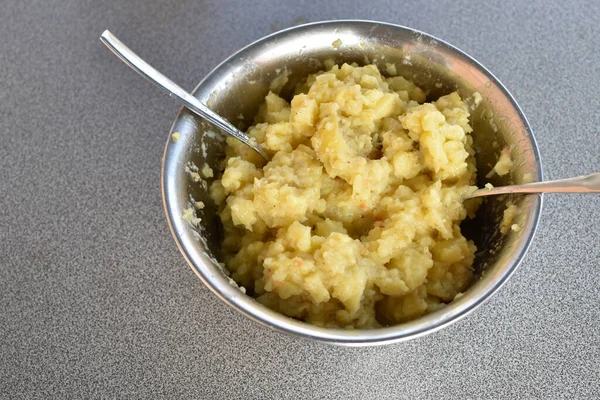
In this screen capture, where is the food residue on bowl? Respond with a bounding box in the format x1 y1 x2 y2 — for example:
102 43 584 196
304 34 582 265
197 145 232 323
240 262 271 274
500 203 519 234
269 68 291 93
385 63 397 76
522 173 534 184
207 63 484 328
171 131 182 142
332 39 342 49
487 147 513 177
201 164 214 178
472 92 483 107
182 207 201 227
185 161 209 187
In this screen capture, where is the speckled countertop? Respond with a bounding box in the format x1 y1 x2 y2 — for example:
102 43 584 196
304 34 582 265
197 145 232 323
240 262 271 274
1 0 599 398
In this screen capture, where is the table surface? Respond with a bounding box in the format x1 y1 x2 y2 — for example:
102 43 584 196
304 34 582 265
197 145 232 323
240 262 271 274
2 0 599 398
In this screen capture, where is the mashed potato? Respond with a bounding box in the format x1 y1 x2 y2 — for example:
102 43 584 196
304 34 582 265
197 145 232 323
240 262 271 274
210 63 480 328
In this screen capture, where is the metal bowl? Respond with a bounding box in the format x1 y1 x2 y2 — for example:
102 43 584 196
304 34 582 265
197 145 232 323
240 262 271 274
161 20 542 345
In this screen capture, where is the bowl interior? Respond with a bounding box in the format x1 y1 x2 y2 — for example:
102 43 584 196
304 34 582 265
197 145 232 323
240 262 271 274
162 20 542 345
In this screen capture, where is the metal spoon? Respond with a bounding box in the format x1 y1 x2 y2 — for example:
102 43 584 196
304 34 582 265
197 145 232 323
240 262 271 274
100 30 269 160
468 172 600 199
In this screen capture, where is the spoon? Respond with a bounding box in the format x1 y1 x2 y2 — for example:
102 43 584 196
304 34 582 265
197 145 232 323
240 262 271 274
467 172 600 199
100 30 269 160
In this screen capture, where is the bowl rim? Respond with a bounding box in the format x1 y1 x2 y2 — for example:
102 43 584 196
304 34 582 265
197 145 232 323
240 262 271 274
161 19 543 346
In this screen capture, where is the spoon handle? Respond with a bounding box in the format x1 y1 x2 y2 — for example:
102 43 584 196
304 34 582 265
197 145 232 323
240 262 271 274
469 172 600 198
100 30 268 160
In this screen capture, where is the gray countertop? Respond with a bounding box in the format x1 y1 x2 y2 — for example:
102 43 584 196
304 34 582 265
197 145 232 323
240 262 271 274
1 0 599 398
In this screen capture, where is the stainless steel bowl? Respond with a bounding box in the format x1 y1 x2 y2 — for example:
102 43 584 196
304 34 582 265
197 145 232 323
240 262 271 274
161 20 542 345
